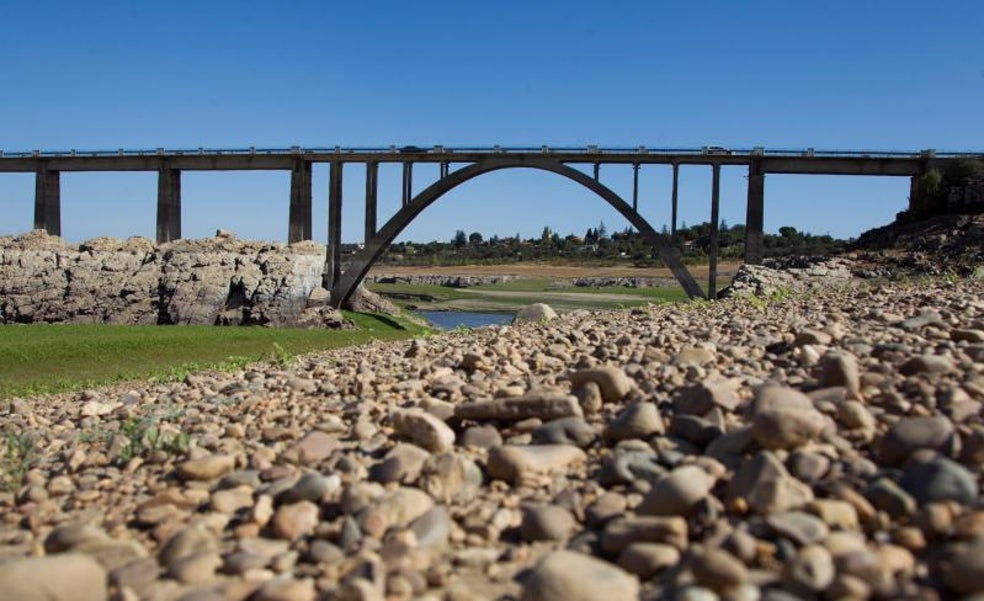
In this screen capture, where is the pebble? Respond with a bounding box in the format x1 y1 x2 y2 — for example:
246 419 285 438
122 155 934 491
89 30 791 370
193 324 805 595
520 504 579 541
637 465 716 517
691 548 749 591
176 454 235 481
270 501 320 541
750 386 826 450
521 550 639 601
0 553 107 601
568 366 632 402
391 408 456 453
900 457 978 505
946 536 984 595
486 444 587 484
673 380 741 414
281 430 339 465
879 415 957 464
604 402 664 442
532 416 596 447
455 391 582 422
617 542 681 579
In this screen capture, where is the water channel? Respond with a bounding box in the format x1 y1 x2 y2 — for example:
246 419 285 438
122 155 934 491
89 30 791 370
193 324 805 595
417 310 513 330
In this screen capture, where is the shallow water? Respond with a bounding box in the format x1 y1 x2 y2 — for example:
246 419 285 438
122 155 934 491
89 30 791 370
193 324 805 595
416 310 513 330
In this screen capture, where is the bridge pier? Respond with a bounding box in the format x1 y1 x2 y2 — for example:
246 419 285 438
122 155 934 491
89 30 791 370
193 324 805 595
325 162 343 289
744 160 765 264
365 161 378 241
708 163 721 299
671 163 679 242
288 159 312 243
401 163 413 206
34 168 61 236
156 167 181 243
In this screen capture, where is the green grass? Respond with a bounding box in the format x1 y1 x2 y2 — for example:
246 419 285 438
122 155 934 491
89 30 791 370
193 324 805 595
368 278 693 311
0 312 429 399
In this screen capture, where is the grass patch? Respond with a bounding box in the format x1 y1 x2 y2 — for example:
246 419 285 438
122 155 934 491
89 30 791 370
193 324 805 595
0 312 429 399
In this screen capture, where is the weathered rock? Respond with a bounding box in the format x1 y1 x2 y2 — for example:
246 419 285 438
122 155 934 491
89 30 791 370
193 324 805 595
946 536 984 595
750 385 826 450
271 501 320 541
520 504 579 541
729 451 814 515
532 416 597 447
176 454 235 481
617 543 681 579
879 416 957 465
900 458 978 505
281 431 339 466
455 391 582 422
569 366 632 402
604 402 664 442
391 408 455 453
673 381 741 415
691 548 748 591
513 303 558 323
0 553 107 601
521 550 639 601
602 515 689 554
637 465 716 517
359 487 435 538
486 444 587 484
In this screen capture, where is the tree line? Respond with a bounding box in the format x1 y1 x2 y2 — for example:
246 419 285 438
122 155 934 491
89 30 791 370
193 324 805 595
375 220 846 267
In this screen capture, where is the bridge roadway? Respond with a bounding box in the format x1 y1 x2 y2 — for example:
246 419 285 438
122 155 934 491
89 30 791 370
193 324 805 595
2 146 979 305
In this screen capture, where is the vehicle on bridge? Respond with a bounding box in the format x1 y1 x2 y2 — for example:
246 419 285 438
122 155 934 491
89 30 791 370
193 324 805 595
703 145 732 155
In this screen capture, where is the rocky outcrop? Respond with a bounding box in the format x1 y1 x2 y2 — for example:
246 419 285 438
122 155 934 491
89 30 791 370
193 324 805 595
368 274 515 287
721 256 854 298
0 230 346 327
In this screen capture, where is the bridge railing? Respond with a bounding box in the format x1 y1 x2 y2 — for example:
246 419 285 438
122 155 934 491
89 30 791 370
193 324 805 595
1 146 981 159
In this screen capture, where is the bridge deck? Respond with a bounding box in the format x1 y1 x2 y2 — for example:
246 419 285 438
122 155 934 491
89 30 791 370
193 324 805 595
0 146 978 175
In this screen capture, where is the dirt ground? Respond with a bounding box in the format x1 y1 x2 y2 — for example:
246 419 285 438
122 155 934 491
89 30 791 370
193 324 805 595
368 260 740 279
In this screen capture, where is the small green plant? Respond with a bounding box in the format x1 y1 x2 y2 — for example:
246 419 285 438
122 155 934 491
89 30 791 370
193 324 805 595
117 416 191 464
452 324 472 334
0 432 37 491
268 342 293 368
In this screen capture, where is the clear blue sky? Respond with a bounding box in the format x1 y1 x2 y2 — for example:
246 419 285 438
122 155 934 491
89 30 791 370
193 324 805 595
1 1 981 243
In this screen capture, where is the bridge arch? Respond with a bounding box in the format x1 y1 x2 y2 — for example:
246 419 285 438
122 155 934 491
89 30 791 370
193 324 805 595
330 156 704 308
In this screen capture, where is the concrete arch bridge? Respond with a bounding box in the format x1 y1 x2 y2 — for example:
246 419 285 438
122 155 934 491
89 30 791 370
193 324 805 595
2 145 973 305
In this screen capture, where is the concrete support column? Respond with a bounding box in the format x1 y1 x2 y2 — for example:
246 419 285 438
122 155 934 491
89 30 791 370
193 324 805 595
671 163 679 242
708 163 721 299
401 162 413 206
365 161 378 242
325 161 343 289
34 168 61 236
744 160 765 265
908 175 921 216
156 167 181 243
288 159 313 243
632 163 640 212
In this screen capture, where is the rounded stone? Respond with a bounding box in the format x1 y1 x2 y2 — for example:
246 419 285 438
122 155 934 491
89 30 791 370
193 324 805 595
521 550 639 601
520 504 579 542
0 553 107 601
637 465 715 517
900 458 978 505
270 500 320 541
690 548 748 591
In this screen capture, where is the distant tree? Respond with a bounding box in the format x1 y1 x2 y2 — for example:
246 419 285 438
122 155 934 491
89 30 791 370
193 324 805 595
468 231 483 245
540 226 553 245
597 220 608 239
453 229 467 247
778 226 799 239
585 228 597 243
660 224 669 236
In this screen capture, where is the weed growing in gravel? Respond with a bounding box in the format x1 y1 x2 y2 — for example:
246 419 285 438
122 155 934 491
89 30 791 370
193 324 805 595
117 416 191 464
0 432 37 491
268 342 293 368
